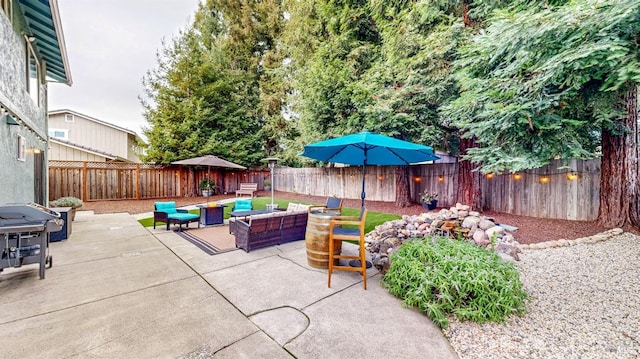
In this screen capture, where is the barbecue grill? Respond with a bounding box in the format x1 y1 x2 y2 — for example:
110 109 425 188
0 203 63 279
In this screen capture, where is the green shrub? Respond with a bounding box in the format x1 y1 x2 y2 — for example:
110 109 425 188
382 237 527 328
50 196 83 208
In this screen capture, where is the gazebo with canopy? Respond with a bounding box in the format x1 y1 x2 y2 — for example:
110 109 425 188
172 155 246 199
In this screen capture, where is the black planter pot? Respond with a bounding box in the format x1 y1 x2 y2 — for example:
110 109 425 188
422 200 438 210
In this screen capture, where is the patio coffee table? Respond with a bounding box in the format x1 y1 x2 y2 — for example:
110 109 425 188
197 204 227 226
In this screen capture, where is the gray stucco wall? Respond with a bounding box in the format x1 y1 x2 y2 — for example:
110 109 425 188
0 7 49 205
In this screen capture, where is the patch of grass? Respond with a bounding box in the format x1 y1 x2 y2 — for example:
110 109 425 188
340 207 400 234
249 197 304 210
138 217 154 227
382 237 527 328
137 198 400 232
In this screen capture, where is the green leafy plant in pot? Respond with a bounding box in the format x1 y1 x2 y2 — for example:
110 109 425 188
50 196 84 220
264 179 271 191
199 178 216 197
420 191 438 210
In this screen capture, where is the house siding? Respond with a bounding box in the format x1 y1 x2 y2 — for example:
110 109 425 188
0 6 48 205
49 112 141 162
127 134 142 162
49 142 107 162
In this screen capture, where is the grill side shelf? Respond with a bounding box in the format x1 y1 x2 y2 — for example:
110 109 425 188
1 228 49 279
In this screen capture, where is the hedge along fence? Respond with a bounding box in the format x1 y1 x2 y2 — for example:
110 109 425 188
48 161 270 201
49 158 601 221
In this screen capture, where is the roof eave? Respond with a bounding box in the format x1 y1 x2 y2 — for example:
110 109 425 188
20 0 72 85
49 0 72 86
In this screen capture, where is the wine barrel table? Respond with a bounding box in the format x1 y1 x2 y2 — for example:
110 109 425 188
305 209 341 268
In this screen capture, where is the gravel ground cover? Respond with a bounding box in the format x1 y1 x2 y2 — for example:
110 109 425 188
443 233 640 359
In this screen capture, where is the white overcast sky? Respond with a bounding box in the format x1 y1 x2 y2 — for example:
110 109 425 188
49 0 200 138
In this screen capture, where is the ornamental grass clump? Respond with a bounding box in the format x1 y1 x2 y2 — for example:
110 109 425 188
50 196 83 209
382 237 527 328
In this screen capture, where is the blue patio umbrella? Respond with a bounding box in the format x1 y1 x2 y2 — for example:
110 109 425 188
300 130 440 208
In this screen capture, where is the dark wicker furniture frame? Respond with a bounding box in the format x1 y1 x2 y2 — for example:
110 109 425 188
233 211 308 252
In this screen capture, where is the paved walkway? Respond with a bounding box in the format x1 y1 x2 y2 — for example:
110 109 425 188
0 209 457 358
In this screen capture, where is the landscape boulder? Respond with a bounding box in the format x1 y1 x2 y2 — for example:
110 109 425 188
366 203 522 273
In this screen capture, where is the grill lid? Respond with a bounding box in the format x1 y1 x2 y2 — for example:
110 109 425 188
0 203 61 226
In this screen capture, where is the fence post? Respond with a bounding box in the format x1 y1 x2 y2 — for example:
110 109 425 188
178 167 182 197
82 161 87 201
136 163 140 200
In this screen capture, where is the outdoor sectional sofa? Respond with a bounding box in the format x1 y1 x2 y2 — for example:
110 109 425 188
233 206 309 252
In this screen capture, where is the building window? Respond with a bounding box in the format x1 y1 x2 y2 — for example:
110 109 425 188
17 134 25 161
65 114 74 122
26 43 40 106
48 128 69 140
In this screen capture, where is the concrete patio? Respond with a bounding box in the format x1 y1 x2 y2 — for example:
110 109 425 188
0 210 457 358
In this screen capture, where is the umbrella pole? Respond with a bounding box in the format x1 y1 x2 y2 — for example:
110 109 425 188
361 160 366 211
271 166 275 207
351 157 372 269
206 166 210 205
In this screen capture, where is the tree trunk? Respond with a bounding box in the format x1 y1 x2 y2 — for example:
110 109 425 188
395 166 412 207
462 3 471 27
597 85 639 228
630 87 640 227
456 137 483 210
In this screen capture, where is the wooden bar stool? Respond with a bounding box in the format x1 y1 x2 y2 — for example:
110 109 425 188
327 209 368 290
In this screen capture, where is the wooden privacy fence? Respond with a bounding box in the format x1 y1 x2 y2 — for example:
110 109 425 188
274 159 601 221
276 166 399 202
49 159 601 221
276 163 458 205
48 161 269 202
480 159 600 221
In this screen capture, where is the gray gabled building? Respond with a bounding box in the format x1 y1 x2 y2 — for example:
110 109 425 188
0 0 71 205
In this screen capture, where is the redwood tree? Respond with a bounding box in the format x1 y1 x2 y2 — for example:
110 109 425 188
395 166 412 207
456 137 483 210
598 86 639 227
445 0 640 228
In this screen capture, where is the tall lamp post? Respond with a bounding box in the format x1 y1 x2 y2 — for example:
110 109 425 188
262 157 279 210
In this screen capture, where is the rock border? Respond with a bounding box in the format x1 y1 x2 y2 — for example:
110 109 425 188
518 228 624 250
365 202 627 272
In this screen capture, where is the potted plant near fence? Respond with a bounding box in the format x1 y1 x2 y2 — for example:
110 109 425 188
264 179 271 191
420 191 439 210
50 196 84 220
199 178 216 197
